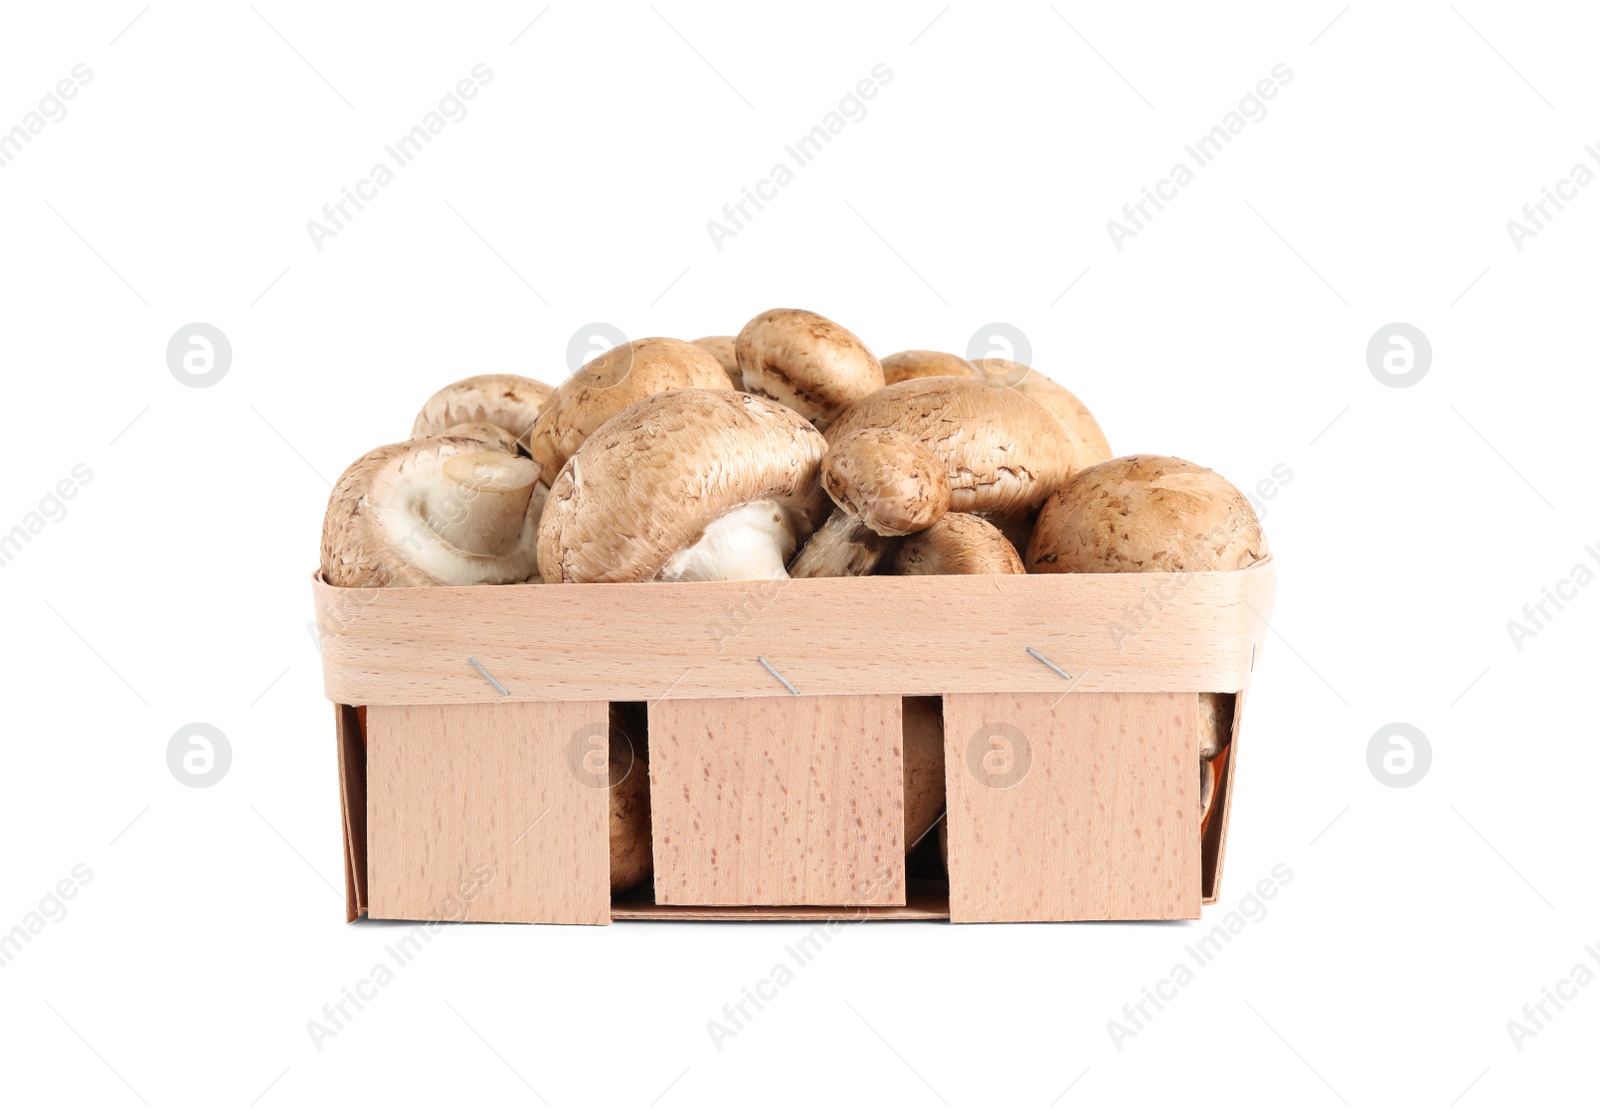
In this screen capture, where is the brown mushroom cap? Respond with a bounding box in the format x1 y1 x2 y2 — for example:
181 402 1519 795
1026 454 1267 574
788 429 952 578
321 434 541 588
439 422 519 453
881 349 976 384
608 709 653 894
892 513 1025 576
979 359 1113 469
827 377 1076 520
538 389 830 583
824 429 951 536
527 337 730 482
410 374 553 445
735 308 884 427
902 696 946 851
690 336 742 387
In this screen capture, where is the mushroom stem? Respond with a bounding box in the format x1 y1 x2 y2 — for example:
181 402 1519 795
787 507 893 578
657 500 797 582
425 452 540 556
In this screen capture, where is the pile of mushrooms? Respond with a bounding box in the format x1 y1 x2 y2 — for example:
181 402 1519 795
321 308 1268 893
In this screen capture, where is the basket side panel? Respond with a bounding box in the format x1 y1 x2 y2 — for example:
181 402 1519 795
648 695 906 907
366 702 611 925
944 691 1202 922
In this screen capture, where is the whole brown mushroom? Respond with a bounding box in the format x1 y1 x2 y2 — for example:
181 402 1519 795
411 373 553 445
892 513 1024 576
321 433 542 589
538 389 830 583
827 377 1076 521
735 308 884 429
788 428 952 578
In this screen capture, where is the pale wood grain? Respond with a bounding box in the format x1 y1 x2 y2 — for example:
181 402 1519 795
648 695 906 907
366 702 611 924
313 559 1274 706
944 692 1201 922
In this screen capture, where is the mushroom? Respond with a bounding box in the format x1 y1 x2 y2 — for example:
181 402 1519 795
1025 455 1267 575
608 706 653 894
538 389 830 583
976 358 1113 469
881 349 976 383
735 308 884 428
891 513 1025 576
527 337 731 484
901 696 946 852
1026 455 1266 834
437 422 519 453
690 335 742 387
826 377 1077 521
410 373 553 445
321 434 542 588
788 428 952 578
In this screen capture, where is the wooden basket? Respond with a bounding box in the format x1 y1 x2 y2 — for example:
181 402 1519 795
312 559 1275 925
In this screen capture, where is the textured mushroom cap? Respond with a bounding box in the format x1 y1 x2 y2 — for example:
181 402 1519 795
736 308 884 426
609 711 653 893
824 428 951 536
902 696 946 849
410 374 553 445
1027 455 1267 574
320 434 540 588
977 359 1113 468
892 513 1025 575
881 349 976 384
440 422 520 453
690 335 741 387
538 389 830 583
827 377 1076 519
527 337 731 482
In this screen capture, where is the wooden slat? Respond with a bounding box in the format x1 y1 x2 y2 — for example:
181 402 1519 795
648 695 906 907
366 702 611 925
313 560 1274 706
944 692 1201 922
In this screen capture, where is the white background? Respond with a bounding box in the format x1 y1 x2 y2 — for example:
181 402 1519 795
1 2 1594 1109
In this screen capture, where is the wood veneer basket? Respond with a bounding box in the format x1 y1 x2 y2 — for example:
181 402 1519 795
312 558 1275 925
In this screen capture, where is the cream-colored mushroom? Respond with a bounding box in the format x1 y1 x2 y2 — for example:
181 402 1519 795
690 335 742 387
411 373 553 445
827 377 1076 521
538 389 830 583
321 434 541 588
1026 454 1265 834
735 308 884 428
892 513 1024 575
789 428 951 578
